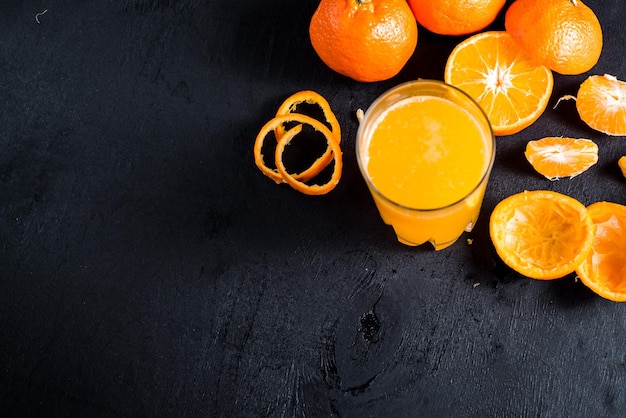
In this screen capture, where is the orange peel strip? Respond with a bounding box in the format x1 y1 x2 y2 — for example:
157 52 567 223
274 90 341 144
254 117 290 184
275 118 342 196
254 114 339 185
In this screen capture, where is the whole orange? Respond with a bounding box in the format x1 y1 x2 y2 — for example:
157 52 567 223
309 0 418 83
407 0 506 36
505 0 603 75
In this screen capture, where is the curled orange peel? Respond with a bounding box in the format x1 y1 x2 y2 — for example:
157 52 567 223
254 113 342 193
274 90 341 144
275 121 342 195
254 116 288 184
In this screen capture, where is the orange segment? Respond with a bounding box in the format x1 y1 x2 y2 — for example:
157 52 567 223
575 74 626 136
576 202 626 302
525 137 598 180
444 31 554 136
489 190 595 280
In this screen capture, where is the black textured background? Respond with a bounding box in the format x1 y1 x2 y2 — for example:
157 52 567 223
1 0 625 416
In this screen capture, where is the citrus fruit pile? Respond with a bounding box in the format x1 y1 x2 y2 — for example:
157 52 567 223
253 90 343 195
252 0 626 300
305 0 625 139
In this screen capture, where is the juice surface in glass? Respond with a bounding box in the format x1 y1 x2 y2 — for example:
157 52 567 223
356 80 495 250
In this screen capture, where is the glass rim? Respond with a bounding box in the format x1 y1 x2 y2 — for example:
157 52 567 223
355 79 496 213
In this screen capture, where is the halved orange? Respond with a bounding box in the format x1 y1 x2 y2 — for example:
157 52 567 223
525 137 598 180
489 190 595 280
619 156 626 178
574 74 626 136
576 202 626 302
444 31 554 136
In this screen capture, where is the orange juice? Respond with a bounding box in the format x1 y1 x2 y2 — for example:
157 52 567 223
356 80 495 250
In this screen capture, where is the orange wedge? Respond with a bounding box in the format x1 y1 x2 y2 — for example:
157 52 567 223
525 137 598 180
489 190 595 280
444 31 554 136
574 74 626 136
576 202 626 302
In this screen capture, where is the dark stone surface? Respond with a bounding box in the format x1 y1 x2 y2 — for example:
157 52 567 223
1 0 625 416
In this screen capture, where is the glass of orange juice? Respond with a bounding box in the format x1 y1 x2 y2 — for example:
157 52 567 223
356 80 495 250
